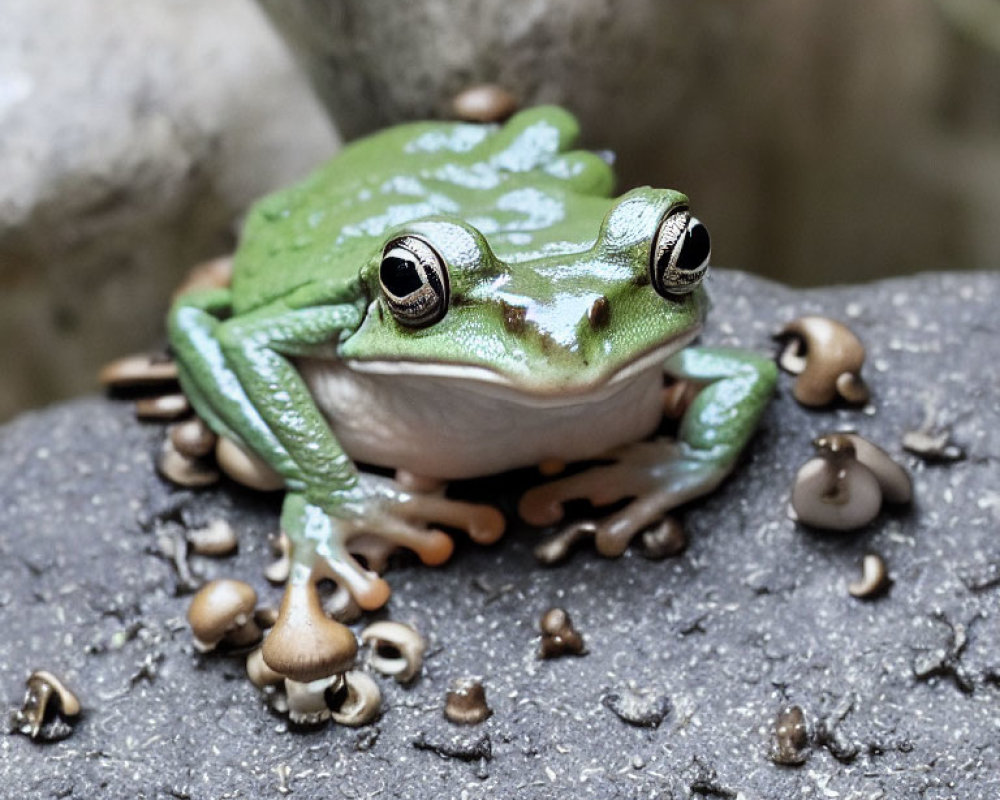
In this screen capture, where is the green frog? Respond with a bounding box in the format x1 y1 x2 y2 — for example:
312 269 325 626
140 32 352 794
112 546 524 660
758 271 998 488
169 106 776 682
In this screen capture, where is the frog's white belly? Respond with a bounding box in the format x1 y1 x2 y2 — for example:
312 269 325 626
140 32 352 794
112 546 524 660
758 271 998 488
297 358 664 480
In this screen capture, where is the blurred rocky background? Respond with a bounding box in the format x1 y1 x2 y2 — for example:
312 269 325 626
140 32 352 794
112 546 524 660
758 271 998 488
1 0 998 420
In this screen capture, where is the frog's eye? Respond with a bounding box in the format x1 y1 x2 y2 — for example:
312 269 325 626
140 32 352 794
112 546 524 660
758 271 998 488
379 235 450 327
650 208 711 298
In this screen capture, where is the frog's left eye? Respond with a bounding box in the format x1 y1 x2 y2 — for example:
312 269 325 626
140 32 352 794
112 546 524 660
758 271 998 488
650 208 711 298
379 235 450 327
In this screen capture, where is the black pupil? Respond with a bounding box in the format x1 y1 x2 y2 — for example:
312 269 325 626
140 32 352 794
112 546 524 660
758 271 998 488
380 255 424 297
676 222 710 272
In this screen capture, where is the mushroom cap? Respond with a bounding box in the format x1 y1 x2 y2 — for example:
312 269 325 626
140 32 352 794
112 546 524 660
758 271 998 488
361 621 425 683
262 579 358 682
775 316 868 406
28 670 81 717
840 433 912 505
791 455 882 531
444 678 492 725
451 84 519 123
171 255 233 302
330 671 382 727
215 436 285 492
246 647 284 689
187 579 257 649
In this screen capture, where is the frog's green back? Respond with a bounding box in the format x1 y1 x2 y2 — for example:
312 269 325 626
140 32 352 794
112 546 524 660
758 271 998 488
231 107 616 314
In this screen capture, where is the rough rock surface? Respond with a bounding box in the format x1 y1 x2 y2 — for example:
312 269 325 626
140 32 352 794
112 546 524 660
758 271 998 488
0 0 337 421
1 270 998 798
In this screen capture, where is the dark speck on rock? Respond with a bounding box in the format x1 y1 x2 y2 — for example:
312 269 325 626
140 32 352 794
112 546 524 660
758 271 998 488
602 685 671 728
412 730 492 763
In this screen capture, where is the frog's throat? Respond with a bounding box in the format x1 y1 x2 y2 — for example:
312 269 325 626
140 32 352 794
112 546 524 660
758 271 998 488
342 326 700 409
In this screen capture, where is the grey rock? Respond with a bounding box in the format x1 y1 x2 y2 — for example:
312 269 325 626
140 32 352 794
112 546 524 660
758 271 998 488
1 270 999 798
602 686 671 729
0 0 337 421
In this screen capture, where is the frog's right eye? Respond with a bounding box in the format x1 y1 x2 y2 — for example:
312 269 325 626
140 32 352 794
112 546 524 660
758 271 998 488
650 207 710 299
379 235 450 327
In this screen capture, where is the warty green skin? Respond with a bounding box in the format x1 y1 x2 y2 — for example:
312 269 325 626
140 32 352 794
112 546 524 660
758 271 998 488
168 106 776 627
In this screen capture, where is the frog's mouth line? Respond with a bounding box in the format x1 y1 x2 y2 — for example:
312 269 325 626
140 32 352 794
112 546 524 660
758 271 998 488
343 326 701 409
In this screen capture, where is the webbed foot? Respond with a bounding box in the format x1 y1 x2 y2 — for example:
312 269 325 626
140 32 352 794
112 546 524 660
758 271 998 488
282 475 504 605
263 480 504 680
519 439 729 559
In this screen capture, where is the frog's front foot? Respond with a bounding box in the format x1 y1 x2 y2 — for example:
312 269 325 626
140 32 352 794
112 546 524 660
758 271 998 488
262 481 504 681
303 478 504 599
519 439 730 559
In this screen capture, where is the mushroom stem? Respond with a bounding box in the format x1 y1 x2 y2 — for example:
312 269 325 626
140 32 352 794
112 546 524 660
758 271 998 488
790 435 882 531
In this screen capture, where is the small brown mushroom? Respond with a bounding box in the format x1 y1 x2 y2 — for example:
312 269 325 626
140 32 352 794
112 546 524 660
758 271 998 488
444 678 492 725
839 433 912 505
187 579 262 652
902 428 964 463
255 606 280 629
215 436 285 492
135 393 190 420
662 380 701 420
246 647 284 689
451 84 519 123
790 435 882 530
847 553 891 598
774 317 869 406
98 353 178 388
261 579 358 682
169 417 217 459
791 432 911 531
533 521 597 564
639 516 687 560
538 607 586 659
770 705 810 766
265 532 291 584
329 671 381 727
171 255 234 301
11 671 81 740
187 519 238 557
158 437 220 488
361 621 425 683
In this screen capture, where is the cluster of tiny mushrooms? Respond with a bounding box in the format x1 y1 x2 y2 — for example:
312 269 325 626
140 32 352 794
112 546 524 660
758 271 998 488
93 88 927 735
775 315 914 599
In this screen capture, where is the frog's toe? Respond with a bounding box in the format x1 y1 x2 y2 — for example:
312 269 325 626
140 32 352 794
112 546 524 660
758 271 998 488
533 490 680 562
523 437 732 560
518 465 642 526
311 542 392 611
347 513 455 567
591 488 676 557
394 495 506 546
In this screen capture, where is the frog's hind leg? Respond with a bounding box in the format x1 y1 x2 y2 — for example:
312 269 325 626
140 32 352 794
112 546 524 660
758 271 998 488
520 347 777 558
